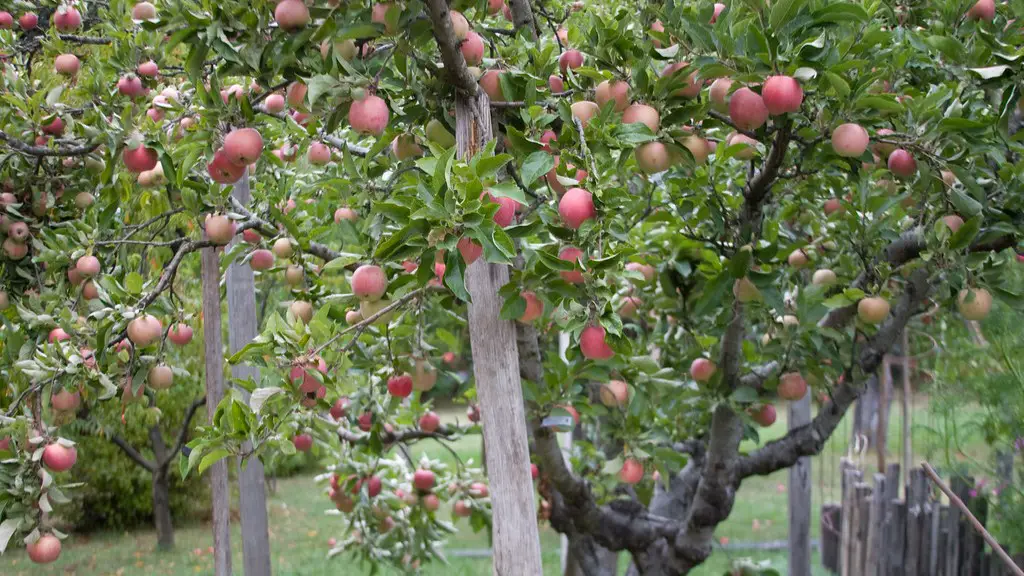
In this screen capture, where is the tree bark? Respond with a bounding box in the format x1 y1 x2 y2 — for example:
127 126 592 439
788 389 812 576
152 466 175 550
457 89 543 575
226 172 273 576
201 242 233 576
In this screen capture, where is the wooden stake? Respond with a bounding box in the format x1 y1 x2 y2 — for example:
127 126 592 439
226 173 272 576
201 243 232 576
922 462 1024 576
788 388 812 576
456 91 543 574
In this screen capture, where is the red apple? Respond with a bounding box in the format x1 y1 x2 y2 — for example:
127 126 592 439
42 442 77 471
352 264 388 301
728 87 769 131
690 358 716 382
168 323 193 346
761 75 803 115
348 94 390 136
558 187 596 229
558 246 586 284
27 534 62 564
619 458 643 484
580 324 614 360
387 374 413 397
778 372 808 400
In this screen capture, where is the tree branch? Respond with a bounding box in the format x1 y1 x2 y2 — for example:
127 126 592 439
111 435 156 472
0 130 99 157
737 267 933 478
58 34 111 45
424 0 479 96
508 0 538 40
159 397 207 468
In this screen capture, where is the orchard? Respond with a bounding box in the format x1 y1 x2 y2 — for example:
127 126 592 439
0 0 1021 574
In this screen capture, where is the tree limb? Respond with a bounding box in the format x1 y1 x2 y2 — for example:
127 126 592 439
424 0 479 96
111 435 156 472
159 397 207 468
0 130 99 157
737 267 933 478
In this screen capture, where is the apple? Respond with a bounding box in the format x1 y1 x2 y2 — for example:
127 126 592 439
690 358 717 382
549 75 565 93
467 404 481 423
117 74 146 98
285 265 304 286
3 239 27 260
622 104 659 132
365 475 382 497
887 149 916 178
387 374 413 397
480 70 505 102
481 190 518 227
42 442 77 472
619 458 643 484
680 135 711 164
352 265 388 301
286 81 307 108
334 207 358 223
709 78 733 113
131 2 157 20
290 301 314 323
348 94 390 135
710 2 726 23
51 389 80 412
635 141 673 174
54 54 80 76
391 134 422 160
453 500 472 517
250 249 275 271
27 534 62 564
531 463 539 479
831 123 869 157
358 412 373 431
778 372 807 400
275 0 310 30
625 262 656 282
168 323 193 346
0 12 11 29
558 246 586 283
958 287 992 320
728 87 769 131
413 469 436 492
205 214 235 245
618 296 642 318
469 482 489 498
412 358 437 391
750 404 776 427
127 314 163 347
761 75 803 115
461 31 484 66
137 60 159 77
293 433 313 452
580 324 614 360
600 380 629 407
558 187 596 229
223 128 263 166
824 198 843 215
595 80 629 112
18 12 37 29
148 364 174 390
345 309 362 324
76 255 101 277
371 2 400 34
967 0 995 21
123 145 159 173
726 132 759 159
457 237 483 265
942 214 965 233
53 6 82 31
787 248 809 268
857 296 890 325
570 101 600 128
419 411 440 432
559 49 584 74
812 269 837 286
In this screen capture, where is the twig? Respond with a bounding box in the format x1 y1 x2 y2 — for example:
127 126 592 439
0 130 99 157
312 287 436 356
922 462 1024 576
707 110 758 140
58 34 112 45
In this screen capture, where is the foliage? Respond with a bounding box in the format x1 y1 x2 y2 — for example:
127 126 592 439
0 0 1022 572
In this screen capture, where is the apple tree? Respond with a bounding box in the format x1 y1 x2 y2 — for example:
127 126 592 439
1 0 1023 574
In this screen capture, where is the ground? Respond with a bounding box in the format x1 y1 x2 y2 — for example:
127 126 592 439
7 398 976 575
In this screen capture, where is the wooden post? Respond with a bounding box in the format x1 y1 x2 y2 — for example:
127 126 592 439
906 467 927 576
902 331 912 491
891 501 907 576
866 474 886 576
840 461 861 576
789 388 812 576
457 91 543 575
950 476 971 576
201 243 232 576
883 463 901 576
878 355 891 472
821 503 842 573
226 173 272 576
935 506 949 576
852 483 872 576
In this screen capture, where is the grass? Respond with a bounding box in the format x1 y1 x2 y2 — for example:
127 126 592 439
6 397 986 575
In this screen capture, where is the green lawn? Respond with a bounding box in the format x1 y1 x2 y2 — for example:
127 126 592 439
5 398 983 575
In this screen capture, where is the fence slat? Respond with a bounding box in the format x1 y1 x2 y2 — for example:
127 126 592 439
890 501 907 576
822 503 842 574
949 476 970 576
929 503 943 575
867 474 886 576
841 462 861 576
906 468 927 576
853 483 873 576
883 464 901 576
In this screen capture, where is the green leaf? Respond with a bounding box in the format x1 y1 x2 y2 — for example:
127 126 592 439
926 36 965 60
969 66 1011 80
728 249 752 279
320 251 365 272
0 518 21 554
198 449 231 476
185 44 210 85
337 24 380 40
854 95 903 113
487 181 527 205
950 188 983 217
812 3 868 23
492 228 516 258
949 216 982 251
444 250 471 302
521 151 555 186
125 272 144 295
306 75 341 106
249 387 283 413
769 0 806 30
822 294 854 309
499 293 527 321
474 153 513 179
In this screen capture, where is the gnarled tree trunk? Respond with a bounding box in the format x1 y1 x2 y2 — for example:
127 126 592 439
152 466 174 550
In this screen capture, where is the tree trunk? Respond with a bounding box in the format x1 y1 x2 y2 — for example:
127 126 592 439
225 172 273 576
788 389 812 576
457 90 543 575
565 533 619 576
152 466 175 550
148 423 175 550
201 243 233 576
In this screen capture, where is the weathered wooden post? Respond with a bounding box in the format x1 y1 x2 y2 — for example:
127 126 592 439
424 2 543 573
227 172 272 576
201 241 232 575
789 388 812 576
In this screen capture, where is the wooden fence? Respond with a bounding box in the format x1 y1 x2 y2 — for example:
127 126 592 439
821 461 1020 576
